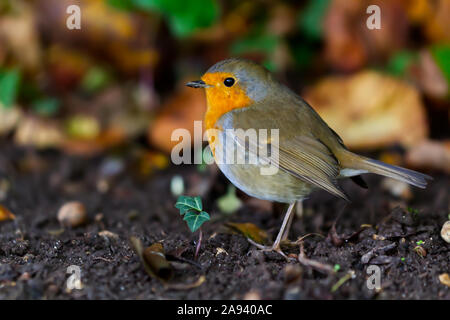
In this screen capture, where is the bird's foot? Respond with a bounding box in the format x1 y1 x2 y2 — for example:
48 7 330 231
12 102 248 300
247 238 294 261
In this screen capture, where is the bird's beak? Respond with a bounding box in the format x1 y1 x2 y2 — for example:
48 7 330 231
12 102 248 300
186 80 211 88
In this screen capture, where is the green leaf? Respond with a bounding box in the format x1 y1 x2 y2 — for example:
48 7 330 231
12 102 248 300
0 68 21 108
32 97 60 116
81 66 111 93
231 33 279 55
197 146 214 172
183 210 210 232
231 33 280 71
170 175 184 196
290 43 314 69
299 0 330 40
175 195 202 215
131 0 159 11
133 0 220 37
216 185 242 215
431 44 450 83
386 51 417 77
107 0 135 11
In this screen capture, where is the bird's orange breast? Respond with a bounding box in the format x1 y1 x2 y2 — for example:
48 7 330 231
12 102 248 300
201 72 253 131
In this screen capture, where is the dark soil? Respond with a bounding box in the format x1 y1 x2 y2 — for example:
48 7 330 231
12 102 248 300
0 142 448 300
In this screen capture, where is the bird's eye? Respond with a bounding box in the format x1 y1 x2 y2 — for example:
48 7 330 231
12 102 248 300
223 77 235 87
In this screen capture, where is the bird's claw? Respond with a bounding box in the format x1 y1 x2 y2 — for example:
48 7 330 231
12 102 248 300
247 238 294 261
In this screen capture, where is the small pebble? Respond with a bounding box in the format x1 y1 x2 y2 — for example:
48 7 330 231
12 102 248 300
440 221 450 243
243 290 261 300
57 201 87 227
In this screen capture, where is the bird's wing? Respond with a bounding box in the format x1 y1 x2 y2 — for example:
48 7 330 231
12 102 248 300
223 123 349 201
274 136 349 200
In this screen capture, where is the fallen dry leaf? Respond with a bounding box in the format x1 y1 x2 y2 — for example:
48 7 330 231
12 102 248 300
166 275 206 290
416 0 450 42
0 107 22 136
130 237 173 282
0 2 42 71
62 128 125 156
324 0 409 72
405 140 450 174
303 70 428 149
37 0 158 74
215 247 228 256
47 45 92 90
225 222 269 245
14 116 65 149
439 273 450 287
0 205 15 222
98 230 119 240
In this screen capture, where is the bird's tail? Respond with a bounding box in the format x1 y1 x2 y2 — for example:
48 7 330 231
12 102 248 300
337 150 432 189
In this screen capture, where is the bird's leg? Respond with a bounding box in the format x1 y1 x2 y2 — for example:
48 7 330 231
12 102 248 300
281 202 298 241
249 202 296 259
272 202 296 253
295 200 304 219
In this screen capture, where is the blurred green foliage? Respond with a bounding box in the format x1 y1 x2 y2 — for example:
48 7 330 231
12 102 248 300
299 0 330 40
0 68 21 108
231 33 280 71
108 0 219 37
386 51 418 77
431 44 450 83
32 97 60 116
81 66 112 93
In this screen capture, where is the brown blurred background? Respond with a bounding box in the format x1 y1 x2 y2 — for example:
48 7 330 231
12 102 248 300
0 0 449 174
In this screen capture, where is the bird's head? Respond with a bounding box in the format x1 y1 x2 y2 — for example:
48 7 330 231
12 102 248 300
186 58 273 129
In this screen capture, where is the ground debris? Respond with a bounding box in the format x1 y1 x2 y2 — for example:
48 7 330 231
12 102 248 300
361 242 397 264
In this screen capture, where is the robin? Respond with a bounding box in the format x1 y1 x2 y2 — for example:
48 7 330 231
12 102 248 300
187 58 431 257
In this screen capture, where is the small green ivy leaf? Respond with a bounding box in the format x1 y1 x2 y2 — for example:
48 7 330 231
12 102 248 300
175 195 202 215
183 211 210 233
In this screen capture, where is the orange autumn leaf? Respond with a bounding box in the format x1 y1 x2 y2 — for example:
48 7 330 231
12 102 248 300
226 222 269 245
0 205 15 222
303 70 429 150
149 81 207 153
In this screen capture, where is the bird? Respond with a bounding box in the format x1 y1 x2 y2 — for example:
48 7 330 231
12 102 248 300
186 58 431 257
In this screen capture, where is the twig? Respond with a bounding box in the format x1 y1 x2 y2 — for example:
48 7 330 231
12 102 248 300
331 271 355 293
295 233 325 244
298 242 334 274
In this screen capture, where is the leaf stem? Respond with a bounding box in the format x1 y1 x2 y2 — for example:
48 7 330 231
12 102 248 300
195 228 203 260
